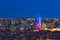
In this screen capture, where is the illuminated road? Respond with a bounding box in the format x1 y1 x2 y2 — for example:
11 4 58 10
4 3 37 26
24 29 60 40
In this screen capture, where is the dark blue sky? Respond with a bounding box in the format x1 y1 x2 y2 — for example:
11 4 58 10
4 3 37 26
0 0 60 18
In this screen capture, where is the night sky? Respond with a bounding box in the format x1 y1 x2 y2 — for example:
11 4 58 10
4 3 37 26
0 0 60 18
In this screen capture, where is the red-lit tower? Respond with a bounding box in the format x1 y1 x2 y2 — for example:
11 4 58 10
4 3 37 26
35 12 42 30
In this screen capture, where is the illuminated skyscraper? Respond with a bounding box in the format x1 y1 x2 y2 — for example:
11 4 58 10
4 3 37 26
36 12 42 30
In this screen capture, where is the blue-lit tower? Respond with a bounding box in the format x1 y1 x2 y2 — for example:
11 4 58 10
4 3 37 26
35 12 42 30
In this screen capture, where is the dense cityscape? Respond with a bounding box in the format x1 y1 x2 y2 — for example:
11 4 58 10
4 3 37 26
0 18 60 40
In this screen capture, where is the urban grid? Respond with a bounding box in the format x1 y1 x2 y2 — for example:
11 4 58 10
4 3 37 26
0 18 60 40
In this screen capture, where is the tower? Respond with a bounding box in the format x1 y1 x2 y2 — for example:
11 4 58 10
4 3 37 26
35 12 42 30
